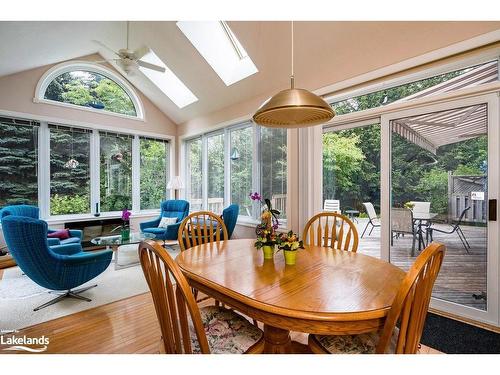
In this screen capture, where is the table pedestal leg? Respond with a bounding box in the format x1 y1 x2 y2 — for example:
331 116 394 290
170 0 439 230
263 324 292 353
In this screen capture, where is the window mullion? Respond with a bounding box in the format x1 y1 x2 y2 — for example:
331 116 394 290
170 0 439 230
38 122 50 219
224 128 231 211
132 135 141 213
202 135 208 210
252 124 261 219
90 129 100 215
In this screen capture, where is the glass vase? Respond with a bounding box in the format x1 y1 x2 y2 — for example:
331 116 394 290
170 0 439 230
121 228 130 241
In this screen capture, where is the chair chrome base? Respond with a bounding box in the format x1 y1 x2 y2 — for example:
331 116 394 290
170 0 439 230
34 284 97 311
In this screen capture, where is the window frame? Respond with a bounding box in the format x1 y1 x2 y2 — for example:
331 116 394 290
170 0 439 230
34 61 145 121
0 112 174 222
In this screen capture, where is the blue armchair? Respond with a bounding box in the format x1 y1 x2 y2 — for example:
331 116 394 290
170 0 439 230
1 215 112 311
140 200 190 244
0 205 83 246
221 204 239 239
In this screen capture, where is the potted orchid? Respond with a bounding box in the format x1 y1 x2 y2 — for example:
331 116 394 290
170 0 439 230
121 208 132 241
277 231 304 265
250 192 280 259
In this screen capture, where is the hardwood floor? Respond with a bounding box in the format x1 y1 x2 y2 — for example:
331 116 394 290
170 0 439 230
0 292 440 354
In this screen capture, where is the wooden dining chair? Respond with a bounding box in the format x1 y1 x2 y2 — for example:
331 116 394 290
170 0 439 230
308 241 445 354
303 212 359 252
139 239 264 354
178 211 228 252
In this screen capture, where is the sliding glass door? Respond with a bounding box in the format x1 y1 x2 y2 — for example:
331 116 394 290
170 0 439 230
381 94 499 325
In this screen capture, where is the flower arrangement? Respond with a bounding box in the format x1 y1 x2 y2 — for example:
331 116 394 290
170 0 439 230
277 231 304 252
250 192 280 251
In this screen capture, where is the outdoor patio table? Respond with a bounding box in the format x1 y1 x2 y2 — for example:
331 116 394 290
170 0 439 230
176 238 405 353
413 212 438 252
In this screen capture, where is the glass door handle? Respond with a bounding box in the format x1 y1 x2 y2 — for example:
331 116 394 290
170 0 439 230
488 199 497 221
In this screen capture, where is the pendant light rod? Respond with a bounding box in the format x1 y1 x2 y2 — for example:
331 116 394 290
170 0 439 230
291 20 294 89
126 21 129 50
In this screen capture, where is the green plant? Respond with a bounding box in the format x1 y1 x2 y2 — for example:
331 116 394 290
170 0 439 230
50 194 89 215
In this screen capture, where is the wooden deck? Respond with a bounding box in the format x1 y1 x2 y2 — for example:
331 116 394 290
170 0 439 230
353 218 487 310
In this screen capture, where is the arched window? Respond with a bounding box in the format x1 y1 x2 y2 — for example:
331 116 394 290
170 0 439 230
35 61 144 119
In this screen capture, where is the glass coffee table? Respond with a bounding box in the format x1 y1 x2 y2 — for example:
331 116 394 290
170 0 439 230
91 232 156 269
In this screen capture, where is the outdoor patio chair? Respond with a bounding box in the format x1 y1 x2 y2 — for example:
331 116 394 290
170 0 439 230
410 201 431 227
391 207 417 256
426 206 471 254
323 199 341 214
361 202 380 238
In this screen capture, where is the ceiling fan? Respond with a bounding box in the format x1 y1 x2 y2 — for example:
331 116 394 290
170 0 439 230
93 21 165 75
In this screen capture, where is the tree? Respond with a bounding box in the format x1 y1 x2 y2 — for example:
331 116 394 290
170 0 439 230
323 132 365 205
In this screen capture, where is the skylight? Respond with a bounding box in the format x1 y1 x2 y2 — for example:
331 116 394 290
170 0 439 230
139 49 198 109
176 21 258 86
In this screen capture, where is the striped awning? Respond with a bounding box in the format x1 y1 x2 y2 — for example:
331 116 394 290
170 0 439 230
392 61 496 154
392 104 487 154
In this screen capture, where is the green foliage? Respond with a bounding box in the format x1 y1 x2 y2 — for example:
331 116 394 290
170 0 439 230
0 123 38 207
323 132 365 201
45 71 136 116
140 139 168 210
415 169 449 214
50 194 89 215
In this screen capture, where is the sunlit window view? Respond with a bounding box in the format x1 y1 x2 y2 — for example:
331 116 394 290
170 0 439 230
230 126 253 216
390 104 488 310
49 125 91 215
0 118 39 206
44 70 137 116
99 132 133 211
186 137 203 211
207 133 225 214
140 137 169 210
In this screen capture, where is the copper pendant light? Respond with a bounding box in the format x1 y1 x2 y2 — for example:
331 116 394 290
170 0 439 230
253 22 335 128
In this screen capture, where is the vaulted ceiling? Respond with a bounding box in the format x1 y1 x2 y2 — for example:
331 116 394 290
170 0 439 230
0 21 499 125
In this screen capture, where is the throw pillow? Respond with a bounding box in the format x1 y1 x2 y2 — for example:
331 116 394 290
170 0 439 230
47 229 70 239
158 217 177 228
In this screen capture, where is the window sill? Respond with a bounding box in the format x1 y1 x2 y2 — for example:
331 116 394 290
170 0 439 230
45 211 159 225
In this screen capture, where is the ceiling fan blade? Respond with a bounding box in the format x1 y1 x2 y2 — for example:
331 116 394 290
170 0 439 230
137 60 166 73
134 45 150 60
92 40 121 57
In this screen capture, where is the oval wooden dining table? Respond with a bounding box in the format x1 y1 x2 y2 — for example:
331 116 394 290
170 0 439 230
176 238 405 354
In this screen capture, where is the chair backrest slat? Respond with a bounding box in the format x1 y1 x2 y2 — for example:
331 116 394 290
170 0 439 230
178 211 228 252
139 240 211 354
376 242 445 354
302 212 358 252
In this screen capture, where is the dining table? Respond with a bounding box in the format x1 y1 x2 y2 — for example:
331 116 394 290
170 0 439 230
176 238 405 353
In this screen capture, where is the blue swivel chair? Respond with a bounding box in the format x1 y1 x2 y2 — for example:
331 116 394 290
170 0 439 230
140 200 190 245
0 205 83 246
221 204 239 239
1 216 112 311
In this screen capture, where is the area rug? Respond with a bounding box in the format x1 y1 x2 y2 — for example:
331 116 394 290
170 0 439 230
0 246 179 330
421 312 500 354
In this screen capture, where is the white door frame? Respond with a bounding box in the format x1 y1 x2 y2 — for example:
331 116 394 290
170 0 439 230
380 93 500 326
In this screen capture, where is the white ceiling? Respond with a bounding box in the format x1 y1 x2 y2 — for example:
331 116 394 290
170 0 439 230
0 21 499 125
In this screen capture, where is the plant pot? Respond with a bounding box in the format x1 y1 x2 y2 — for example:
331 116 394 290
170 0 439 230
121 228 130 241
283 249 297 265
262 245 275 259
